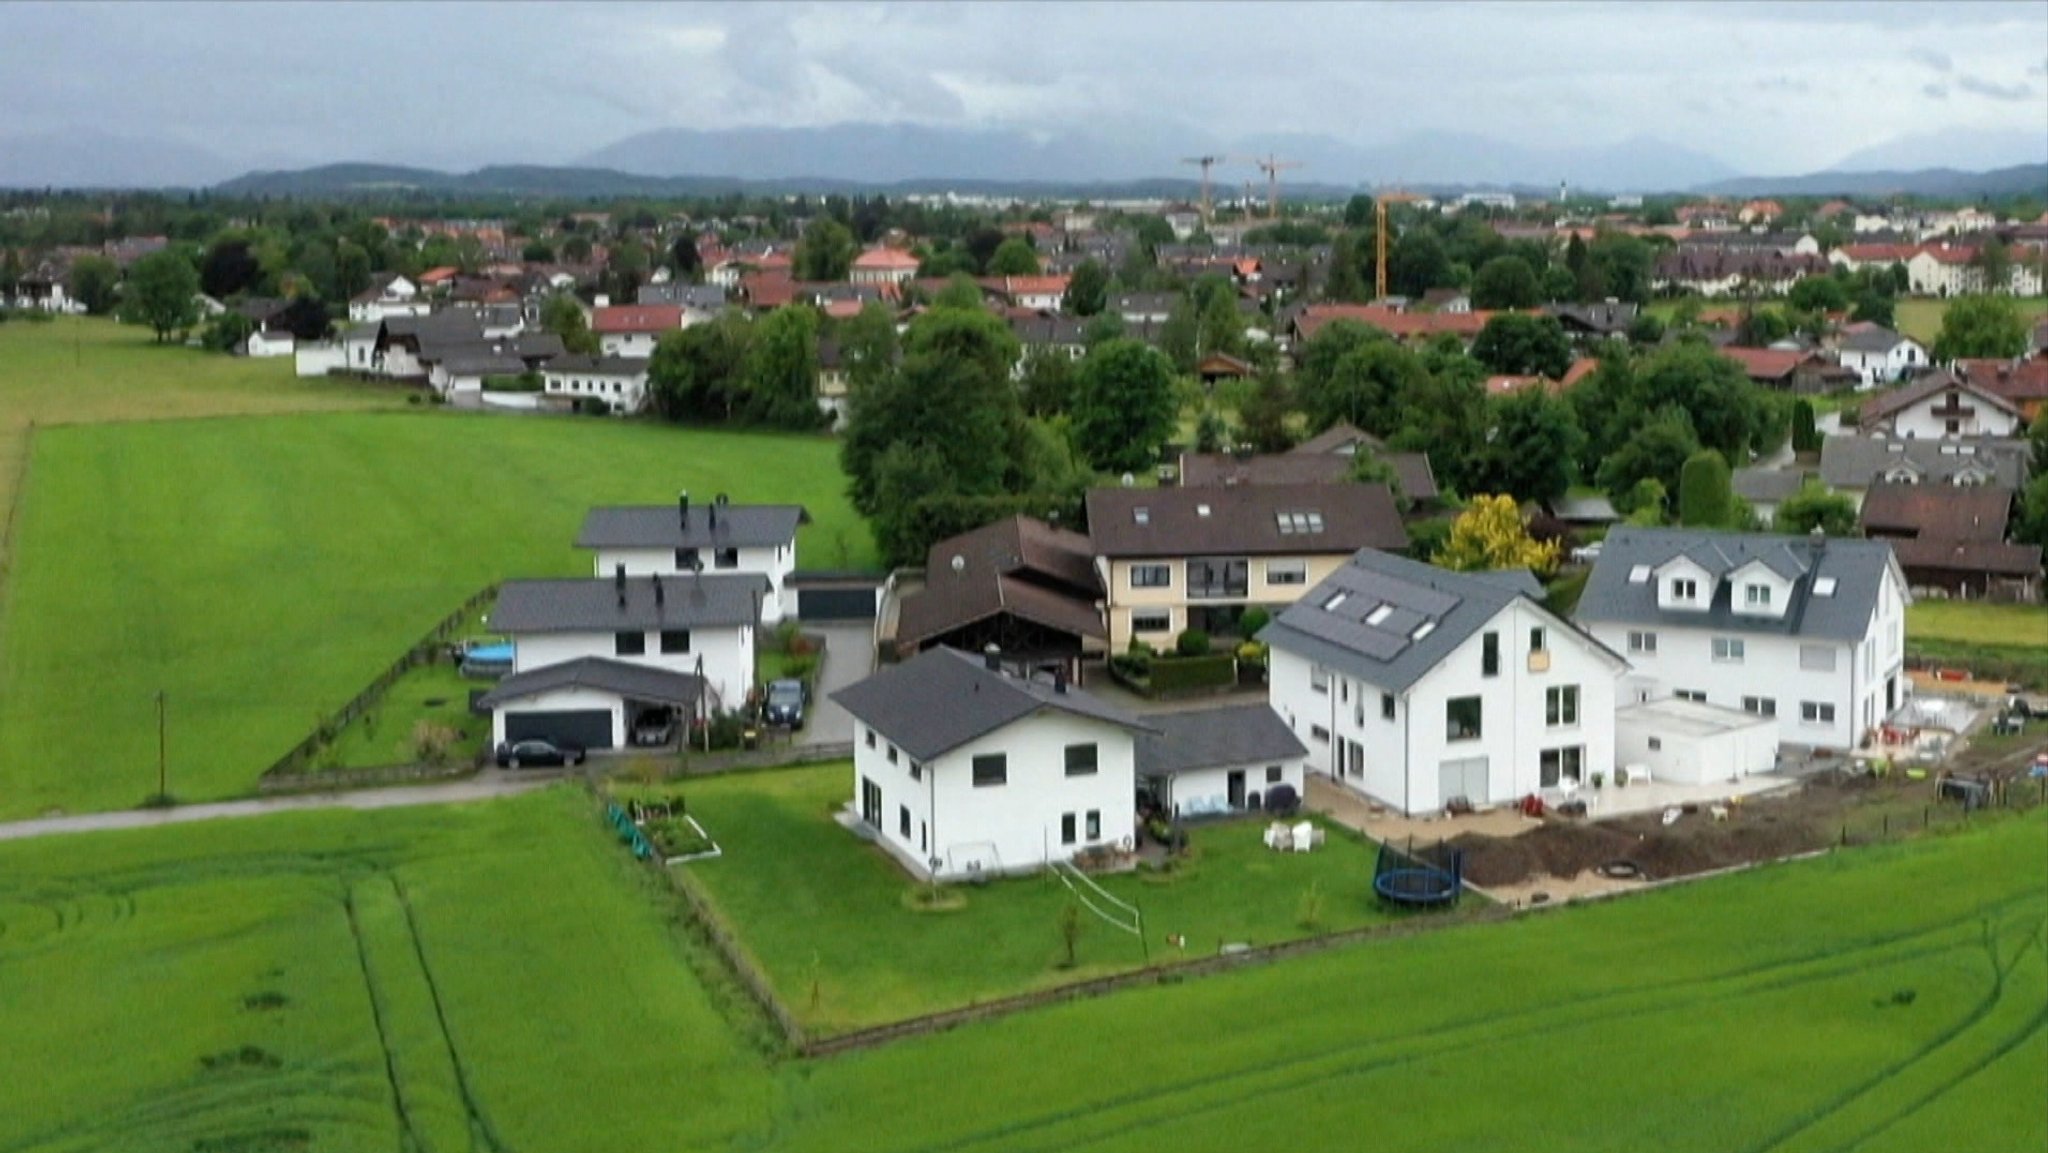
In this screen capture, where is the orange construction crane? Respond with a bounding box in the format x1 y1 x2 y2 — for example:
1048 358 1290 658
1249 154 1303 220
1375 196 1389 299
1180 155 1224 224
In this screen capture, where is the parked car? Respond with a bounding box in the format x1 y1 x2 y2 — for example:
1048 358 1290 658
494 738 585 769
631 713 676 747
762 678 807 729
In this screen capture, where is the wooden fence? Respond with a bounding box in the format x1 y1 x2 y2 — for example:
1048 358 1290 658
261 584 498 780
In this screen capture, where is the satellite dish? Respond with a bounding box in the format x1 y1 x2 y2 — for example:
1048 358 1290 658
1121 472 1136 487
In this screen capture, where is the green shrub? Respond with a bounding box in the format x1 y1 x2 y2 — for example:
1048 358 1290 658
1236 640 1266 664
1176 629 1211 657
1238 606 1272 636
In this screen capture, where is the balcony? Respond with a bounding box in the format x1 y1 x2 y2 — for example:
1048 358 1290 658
1185 558 1250 601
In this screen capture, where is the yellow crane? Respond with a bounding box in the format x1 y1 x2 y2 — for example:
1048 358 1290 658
1248 154 1304 220
1180 155 1224 225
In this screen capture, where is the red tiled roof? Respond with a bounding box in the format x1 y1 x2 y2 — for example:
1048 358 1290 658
741 273 796 310
1860 481 2012 541
1292 304 1496 342
591 304 684 334
1955 358 2048 405
1718 347 1804 381
417 266 459 284
1914 245 1977 266
852 247 920 271
1837 244 1916 264
994 275 1070 298
1560 358 1600 390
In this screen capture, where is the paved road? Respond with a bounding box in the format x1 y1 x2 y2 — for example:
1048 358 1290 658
0 771 554 844
802 622 876 745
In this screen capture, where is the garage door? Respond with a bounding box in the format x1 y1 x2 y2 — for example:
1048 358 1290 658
798 587 876 621
505 709 613 750
1437 756 1489 807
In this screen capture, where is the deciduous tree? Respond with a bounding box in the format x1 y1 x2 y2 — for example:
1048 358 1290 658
1065 259 1108 316
121 249 200 342
1472 313 1573 378
1773 481 1858 537
1470 255 1541 310
1933 295 2027 361
1677 449 1733 527
1071 339 1179 472
1435 493 1562 575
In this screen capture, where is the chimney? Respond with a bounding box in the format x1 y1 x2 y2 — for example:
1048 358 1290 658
678 490 690 528
615 563 628 607
1053 667 1068 695
983 643 1002 673
652 573 664 606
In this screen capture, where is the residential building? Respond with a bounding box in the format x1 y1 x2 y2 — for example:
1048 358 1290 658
1137 704 1307 817
1177 425 1440 510
1546 300 1638 341
1731 468 1814 529
1859 482 2040 600
1262 549 1626 815
541 355 652 414
592 304 684 357
573 494 807 623
1955 358 2048 423
1576 527 1908 751
1835 327 1928 389
1650 250 1830 297
850 247 921 287
1719 347 1856 395
347 273 426 323
482 567 768 745
832 646 1154 881
635 282 729 324
1113 292 1179 325
1858 371 2025 439
244 328 296 358
890 516 1107 682
1819 436 2031 511
1087 482 1408 650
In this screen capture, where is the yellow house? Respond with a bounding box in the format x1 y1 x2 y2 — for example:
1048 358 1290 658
1087 483 1407 651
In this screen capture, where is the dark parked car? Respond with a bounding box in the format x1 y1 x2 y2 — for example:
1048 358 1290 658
631 713 677 747
494 738 585 769
762 678 807 729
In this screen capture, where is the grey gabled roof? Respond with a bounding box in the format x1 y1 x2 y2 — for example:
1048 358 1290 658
1732 467 1813 503
831 647 1155 763
575 502 808 551
1838 326 1914 353
490 573 768 634
545 354 650 377
1574 526 1897 643
477 658 704 709
1259 548 1611 694
1819 436 2030 490
1136 704 1307 777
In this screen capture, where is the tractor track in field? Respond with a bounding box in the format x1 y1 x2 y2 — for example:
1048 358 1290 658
391 875 511 1153
901 896 2046 1153
343 881 429 1153
1745 912 2047 1153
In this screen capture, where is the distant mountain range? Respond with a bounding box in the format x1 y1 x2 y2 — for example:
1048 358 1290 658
7 120 2045 201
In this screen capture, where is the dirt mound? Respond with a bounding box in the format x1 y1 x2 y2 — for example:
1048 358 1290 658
1451 809 1830 888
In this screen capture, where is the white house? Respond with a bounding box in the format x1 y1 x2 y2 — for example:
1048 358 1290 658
1575 528 1908 753
849 247 920 287
831 646 1154 881
1859 372 2025 440
1905 247 1980 297
1835 327 1927 389
245 328 296 358
541 354 652 414
1818 436 2031 512
481 567 767 748
1261 549 1628 816
347 273 425 323
592 304 684 358
573 494 807 624
1136 703 1307 818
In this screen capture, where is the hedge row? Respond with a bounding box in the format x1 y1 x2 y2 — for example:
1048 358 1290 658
1146 653 1239 693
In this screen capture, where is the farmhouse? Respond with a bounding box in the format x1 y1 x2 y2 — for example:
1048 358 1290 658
832 646 1155 881
541 354 651 414
891 515 1107 682
592 304 684 357
573 494 807 623
1575 528 1908 752
1261 549 1626 815
482 567 767 748
1858 482 2041 600
1087 482 1408 650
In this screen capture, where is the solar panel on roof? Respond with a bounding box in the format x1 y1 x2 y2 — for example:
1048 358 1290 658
1317 616 1409 662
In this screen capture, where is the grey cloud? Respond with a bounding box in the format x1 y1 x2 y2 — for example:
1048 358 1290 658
1956 76 2034 101
1909 48 1953 72
1922 83 1950 100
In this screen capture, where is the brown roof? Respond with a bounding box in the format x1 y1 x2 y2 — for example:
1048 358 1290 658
1718 347 1805 383
1179 451 1439 504
1859 482 2013 542
1290 421 1379 456
895 517 1104 647
1886 536 2042 578
592 304 683 334
1291 304 1496 343
1086 483 1406 558
1955 358 2048 405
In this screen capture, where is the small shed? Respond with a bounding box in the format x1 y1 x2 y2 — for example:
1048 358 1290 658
1616 697 1778 786
1137 703 1308 817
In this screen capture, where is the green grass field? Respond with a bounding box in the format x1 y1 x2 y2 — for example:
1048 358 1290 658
4 790 2040 1151
674 764 1414 1034
1907 601 2048 648
318 661 489 771
1895 297 2048 345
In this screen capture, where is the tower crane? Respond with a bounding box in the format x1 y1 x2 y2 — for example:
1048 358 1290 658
1247 154 1303 220
1180 155 1224 225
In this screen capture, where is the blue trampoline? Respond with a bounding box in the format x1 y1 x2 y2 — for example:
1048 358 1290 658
1372 840 1464 908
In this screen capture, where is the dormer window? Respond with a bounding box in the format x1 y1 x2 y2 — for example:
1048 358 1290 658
1671 578 1698 602
1745 584 1772 608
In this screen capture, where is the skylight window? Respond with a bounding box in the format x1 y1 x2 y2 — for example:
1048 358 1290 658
1411 621 1437 641
1366 605 1393 626
1814 577 1838 597
1322 592 1349 611
1133 507 1149 525
1628 565 1652 584
1305 512 1324 533
1196 503 1211 518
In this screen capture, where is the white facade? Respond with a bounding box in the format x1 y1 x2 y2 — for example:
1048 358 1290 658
245 330 295 358
1615 699 1779 786
1905 251 1979 297
591 544 795 624
543 365 650 413
599 331 662 358
1838 338 1926 389
293 341 346 378
1584 562 1907 751
1879 385 2022 440
1269 600 1625 815
348 276 422 323
852 711 1138 881
510 625 754 711
489 684 631 748
1154 757 1305 817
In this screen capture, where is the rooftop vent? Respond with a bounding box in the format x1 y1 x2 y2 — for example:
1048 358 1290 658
678 490 690 526
983 643 1002 673
1134 507 1150 525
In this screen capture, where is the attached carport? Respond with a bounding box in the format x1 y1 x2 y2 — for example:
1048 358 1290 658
478 658 704 752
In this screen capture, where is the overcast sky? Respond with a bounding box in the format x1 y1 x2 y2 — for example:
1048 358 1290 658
2 0 2043 177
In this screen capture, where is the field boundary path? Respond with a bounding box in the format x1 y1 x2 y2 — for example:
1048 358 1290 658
0 774 552 843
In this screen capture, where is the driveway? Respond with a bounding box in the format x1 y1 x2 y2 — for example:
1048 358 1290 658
801 622 876 745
